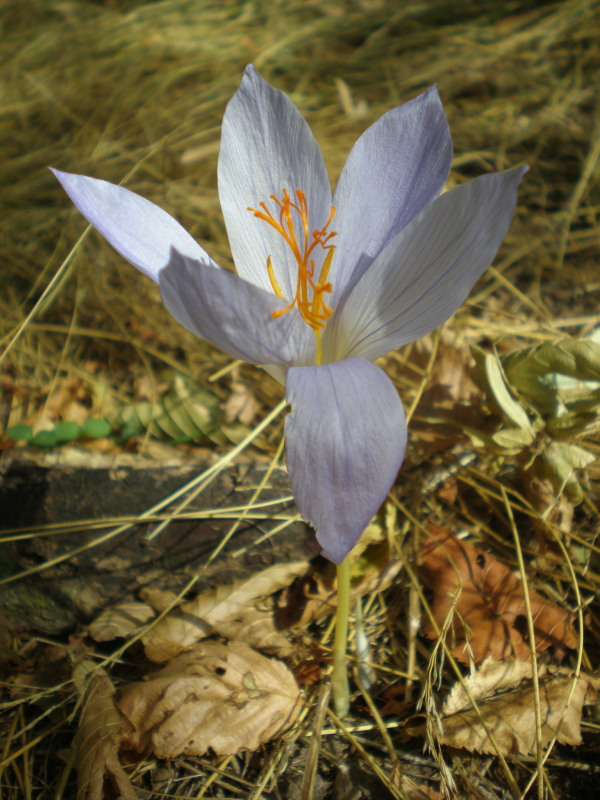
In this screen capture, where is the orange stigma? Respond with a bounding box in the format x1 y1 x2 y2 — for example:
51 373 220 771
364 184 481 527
248 189 337 332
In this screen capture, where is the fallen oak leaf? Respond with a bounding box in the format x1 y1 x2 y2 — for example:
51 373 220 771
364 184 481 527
419 525 578 663
73 661 138 800
140 561 309 662
117 641 301 757
143 596 298 657
438 658 600 755
88 601 156 642
401 780 444 800
212 604 294 656
224 367 260 425
277 551 403 630
412 340 483 452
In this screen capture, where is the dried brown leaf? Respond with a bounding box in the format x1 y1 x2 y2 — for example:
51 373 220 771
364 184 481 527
224 369 260 425
142 562 308 662
88 601 156 642
412 342 482 451
73 661 137 800
402 780 444 800
439 659 600 755
277 570 337 629
419 525 578 663
138 587 178 612
213 604 293 655
525 474 574 537
277 556 402 629
118 641 301 757
426 342 481 412
39 375 90 428
390 763 444 799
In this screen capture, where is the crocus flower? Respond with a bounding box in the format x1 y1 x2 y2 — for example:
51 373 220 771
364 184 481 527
51 65 526 564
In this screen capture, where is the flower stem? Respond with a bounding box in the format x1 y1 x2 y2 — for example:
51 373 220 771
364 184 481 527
331 554 351 717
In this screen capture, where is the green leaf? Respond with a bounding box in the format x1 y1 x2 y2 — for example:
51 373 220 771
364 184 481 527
82 418 112 438
117 421 142 443
492 428 537 450
541 442 595 503
31 429 57 448
163 392 202 439
7 424 33 442
172 375 224 441
53 420 82 443
120 373 224 445
503 339 600 414
473 347 534 436
546 410 600 439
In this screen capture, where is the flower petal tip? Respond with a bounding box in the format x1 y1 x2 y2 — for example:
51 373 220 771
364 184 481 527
285 358 407 565
50 168 218 282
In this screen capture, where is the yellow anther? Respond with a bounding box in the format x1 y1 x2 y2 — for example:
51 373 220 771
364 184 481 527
266 256 286 300
248 189 337 332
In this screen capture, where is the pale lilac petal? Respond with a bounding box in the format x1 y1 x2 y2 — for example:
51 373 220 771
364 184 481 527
329 87 452 307
325 166 528 363
218 65 332 301
51 169 218 282
159 249 316 367
285 358 406 564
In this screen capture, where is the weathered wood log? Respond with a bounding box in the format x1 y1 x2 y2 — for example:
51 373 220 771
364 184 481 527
0 449 317 634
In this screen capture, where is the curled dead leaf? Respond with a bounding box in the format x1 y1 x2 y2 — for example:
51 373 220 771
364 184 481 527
412 341 482 452
73 661 137 800
402 780 444 800
525 475 574 538
277 554 403 630
141 561 308 662
439 659 600 755
117 641 301 757
224 368 260 425
419 525 578 663
88 601 156 642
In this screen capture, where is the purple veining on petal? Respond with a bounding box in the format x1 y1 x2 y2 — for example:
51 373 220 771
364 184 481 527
159 249 316 367
329 86 452 308
218 65 332 300
285 357 407 564
326 166 527 363
51 169 218 282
